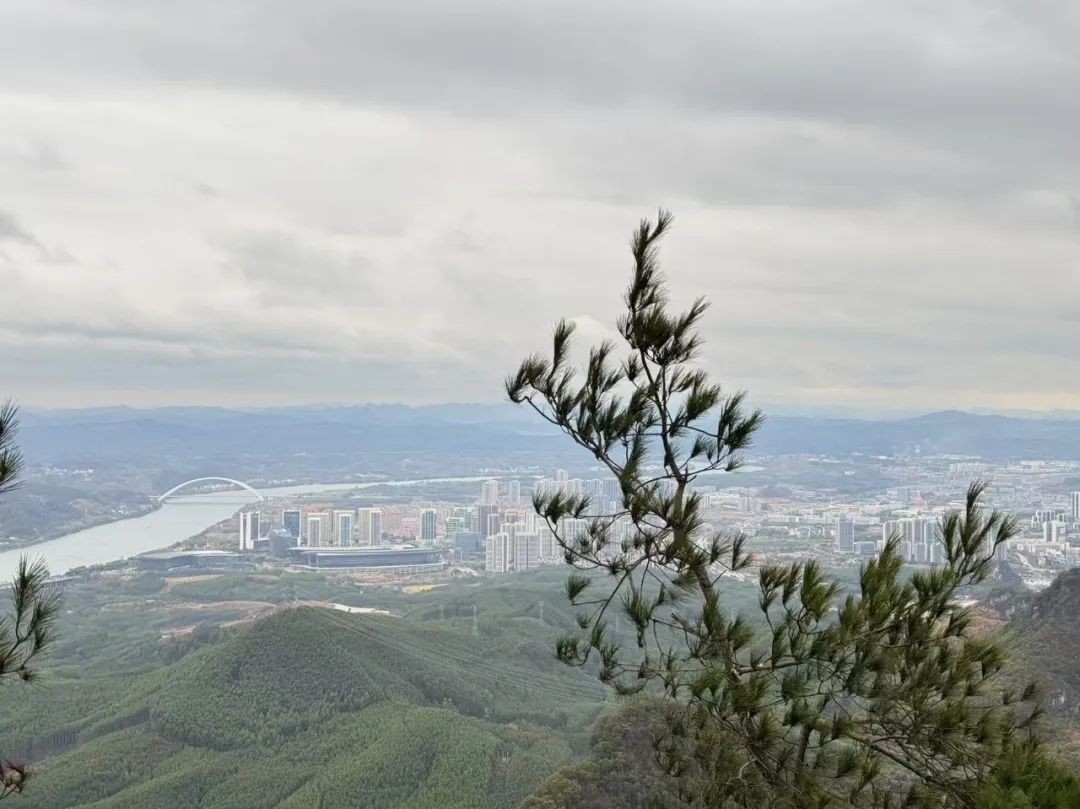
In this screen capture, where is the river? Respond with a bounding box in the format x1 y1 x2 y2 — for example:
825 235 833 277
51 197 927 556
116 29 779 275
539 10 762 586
0 477 488 581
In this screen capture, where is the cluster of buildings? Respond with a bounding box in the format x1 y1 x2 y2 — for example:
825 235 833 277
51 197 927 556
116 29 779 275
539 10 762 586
834 516 946 562
472 471 691 573
227 451 1080 586
232 504 443 573
832 490 1080 567
439 472 628 573
239 506 392 551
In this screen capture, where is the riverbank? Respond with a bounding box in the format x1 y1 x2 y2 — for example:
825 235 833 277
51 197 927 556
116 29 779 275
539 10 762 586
0 476 491 581
0 498 162 554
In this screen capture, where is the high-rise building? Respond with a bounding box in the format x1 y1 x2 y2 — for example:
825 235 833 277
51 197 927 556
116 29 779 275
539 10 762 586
370 509 383 545
557 517 589 549
334 510 355 547
306 516 322 547
1072 492 1080 522
306 512 331 547
740 496 760 513
534 478 554 500
282 509 302 539
419 508 437 543
357 508 374 545
239 510 260 551
477 504 501 539
538 525 557 560
453 506 475 533
523 510 538 533
835 519 855 554
508 480 521 507
513 531 540 571
356 508 383 546
481 479 499 505
486 531 511 573
924 522 944 564
555 469 568 483
1044 521 1062 543
895 517 926 562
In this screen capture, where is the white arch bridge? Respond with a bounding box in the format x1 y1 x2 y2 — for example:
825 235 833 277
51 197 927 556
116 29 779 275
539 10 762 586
157 477 265 502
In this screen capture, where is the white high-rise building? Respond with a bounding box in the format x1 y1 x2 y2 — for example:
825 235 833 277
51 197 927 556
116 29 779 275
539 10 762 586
835 519 855 554
1044 521 1062 543
453 506 474 532
534 478 554 499
895 517 926 562
481 479 500 505
370 509 382 545
486 532 511 573
924 522 945 564
282 509 302 540
306 512 330 547
524 510 538 533
419 508 437 543
513 531 540 570
356 508 383 546
356 508 372 545
333 510 355 546
508 480 521 507
538 525 557 560
1072 492 1080 522
239 510 260 551
477 504 500 539
557 517 589 550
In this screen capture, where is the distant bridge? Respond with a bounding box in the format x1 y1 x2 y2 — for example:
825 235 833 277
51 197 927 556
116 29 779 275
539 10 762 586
157 477 265 502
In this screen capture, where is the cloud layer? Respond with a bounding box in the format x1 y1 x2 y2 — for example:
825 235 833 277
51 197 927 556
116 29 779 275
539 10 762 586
1 1 1078 411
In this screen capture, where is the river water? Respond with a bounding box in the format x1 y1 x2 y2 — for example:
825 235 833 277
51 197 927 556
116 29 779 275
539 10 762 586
0 477 488 581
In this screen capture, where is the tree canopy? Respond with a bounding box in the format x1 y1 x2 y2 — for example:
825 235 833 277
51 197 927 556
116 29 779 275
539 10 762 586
508 211 1053 808
1 401 60 799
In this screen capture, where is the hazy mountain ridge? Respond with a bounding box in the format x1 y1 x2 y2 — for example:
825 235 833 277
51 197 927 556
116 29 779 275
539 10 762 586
20 405 1080 466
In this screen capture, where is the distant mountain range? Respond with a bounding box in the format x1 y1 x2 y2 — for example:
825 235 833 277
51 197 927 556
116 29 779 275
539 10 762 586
18 405 1080 466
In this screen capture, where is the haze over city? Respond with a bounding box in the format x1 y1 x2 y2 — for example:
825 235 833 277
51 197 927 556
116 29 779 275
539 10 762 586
2 1 1079 412
6 3 1080 808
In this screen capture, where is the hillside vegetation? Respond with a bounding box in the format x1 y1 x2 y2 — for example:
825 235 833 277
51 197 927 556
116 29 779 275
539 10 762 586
0 569 609 808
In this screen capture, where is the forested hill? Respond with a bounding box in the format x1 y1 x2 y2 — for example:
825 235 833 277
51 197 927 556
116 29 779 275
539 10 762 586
2 602 607 809
1002 570 1080 716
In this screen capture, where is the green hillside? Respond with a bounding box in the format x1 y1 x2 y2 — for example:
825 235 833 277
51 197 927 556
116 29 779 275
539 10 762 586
0 579 609 809
524 699 677 809
1004 570 1080 706
997 570 1080 764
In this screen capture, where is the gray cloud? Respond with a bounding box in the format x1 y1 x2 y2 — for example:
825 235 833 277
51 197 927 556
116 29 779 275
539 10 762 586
216 228 378 306
0 209 36 245
0 1 1077 411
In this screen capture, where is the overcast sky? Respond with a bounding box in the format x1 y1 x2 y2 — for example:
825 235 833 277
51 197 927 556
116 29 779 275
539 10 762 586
1 1 1078 414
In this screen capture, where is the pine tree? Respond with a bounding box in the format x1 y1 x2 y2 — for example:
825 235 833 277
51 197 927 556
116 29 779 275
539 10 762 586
507 212 1045 808
0 401 60 799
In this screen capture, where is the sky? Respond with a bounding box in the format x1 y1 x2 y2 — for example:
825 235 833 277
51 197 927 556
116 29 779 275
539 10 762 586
1 1 1078 414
